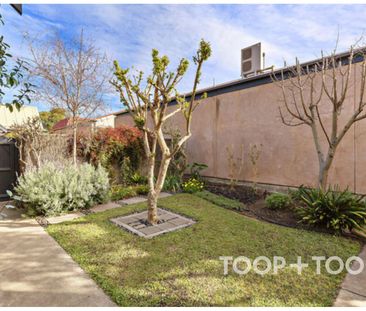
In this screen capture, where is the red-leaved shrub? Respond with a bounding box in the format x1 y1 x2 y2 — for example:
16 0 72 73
71 125 144 184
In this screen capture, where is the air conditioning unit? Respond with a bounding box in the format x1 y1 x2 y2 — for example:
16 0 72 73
241 42 263 78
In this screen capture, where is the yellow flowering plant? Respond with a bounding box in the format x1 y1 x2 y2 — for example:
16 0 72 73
182 177 204 193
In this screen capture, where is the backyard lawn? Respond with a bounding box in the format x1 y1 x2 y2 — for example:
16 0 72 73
47 194 361 307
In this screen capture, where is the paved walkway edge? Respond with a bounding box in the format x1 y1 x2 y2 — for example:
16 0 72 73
0 217 116 306
334 245 366 307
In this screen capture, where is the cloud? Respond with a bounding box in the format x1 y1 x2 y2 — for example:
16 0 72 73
2 4 366 113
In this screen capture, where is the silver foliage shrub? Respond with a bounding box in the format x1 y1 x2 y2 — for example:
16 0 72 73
13 162 109 216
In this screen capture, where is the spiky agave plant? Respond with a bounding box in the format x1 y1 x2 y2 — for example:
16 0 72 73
296 185 366 234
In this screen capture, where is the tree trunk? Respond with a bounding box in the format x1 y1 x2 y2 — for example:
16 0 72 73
146 147 158 224
319 165 329 190
147 155 171 225
72 125 77 166
318 148 336 190
147 190 158 224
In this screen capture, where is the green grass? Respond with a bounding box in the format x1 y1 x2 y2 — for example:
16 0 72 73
47 194 361 306
194 190 245 211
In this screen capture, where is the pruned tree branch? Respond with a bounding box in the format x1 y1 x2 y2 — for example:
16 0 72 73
111 39 211 224
272 39 366 189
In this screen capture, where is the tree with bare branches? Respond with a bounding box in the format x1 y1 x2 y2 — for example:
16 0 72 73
8 117 68 171
27 30 111 164
273 43 366 189
111 40 211 224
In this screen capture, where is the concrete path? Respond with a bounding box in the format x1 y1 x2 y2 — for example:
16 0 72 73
334 245 366 307
116 192 172 206
0 207 116 307
0 193 173 306
46 192 173 225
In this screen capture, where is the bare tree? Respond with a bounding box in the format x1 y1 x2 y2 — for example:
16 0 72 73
226 143 245 189
111 40 211 224
27 30 111 164
8 117 68 171
273 42 366 189
248 143 262 189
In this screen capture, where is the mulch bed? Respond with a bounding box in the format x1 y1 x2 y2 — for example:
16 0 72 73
205 182 331 234
240 199 332 233
205 182 265 204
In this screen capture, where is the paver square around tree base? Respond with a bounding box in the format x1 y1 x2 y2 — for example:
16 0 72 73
110 208 195 238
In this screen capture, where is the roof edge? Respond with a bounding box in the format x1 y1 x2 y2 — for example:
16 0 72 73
113 47 363 116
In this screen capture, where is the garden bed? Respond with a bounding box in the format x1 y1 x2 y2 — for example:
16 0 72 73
240 199 331 234
204 182 366 238
204 182 305 229
205 182 265 204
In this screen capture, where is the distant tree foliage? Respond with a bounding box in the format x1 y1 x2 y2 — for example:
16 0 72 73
39 108 67 131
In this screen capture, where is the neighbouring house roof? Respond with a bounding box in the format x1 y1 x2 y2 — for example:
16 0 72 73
52 118 70 131
0 105 40 130
114 47 364 116
52 117 91 131
52 113 118 131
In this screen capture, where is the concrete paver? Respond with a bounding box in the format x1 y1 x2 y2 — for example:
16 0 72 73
334 289 366 307
334 245 366 307
117 196 148 205
46 212 83 225
117 192 172 206
90 201 121 213
110 208 195 238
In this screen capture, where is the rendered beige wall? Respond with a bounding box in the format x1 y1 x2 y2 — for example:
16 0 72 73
115 63 366 193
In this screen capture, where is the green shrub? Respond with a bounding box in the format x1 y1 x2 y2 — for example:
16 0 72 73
135 184 149 195
163 174 182 192
120 156 134 185
265 192 292 210
288 187 304 202
296 186 366 233
11 163 109 216
109 184 149 201
130 172 147 185
182 178 204 193
109 185 137 201
188 162 208 181
194 190 245 211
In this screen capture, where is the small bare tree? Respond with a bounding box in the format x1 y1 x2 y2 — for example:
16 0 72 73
111 40 211 224
248 143 262 189
27 30 111 164
8 117 68 171
226 144 245 189
273 43 366 189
